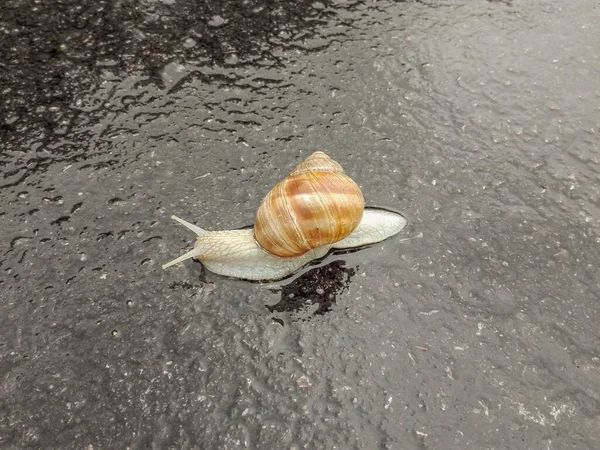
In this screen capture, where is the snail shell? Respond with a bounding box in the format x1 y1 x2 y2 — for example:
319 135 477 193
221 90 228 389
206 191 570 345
254 152 365 257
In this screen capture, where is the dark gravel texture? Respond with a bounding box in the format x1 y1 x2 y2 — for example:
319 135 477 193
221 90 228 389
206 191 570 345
1 0 599 448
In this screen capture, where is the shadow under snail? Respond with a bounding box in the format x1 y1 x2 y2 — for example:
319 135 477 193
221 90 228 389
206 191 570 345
162 151 407 281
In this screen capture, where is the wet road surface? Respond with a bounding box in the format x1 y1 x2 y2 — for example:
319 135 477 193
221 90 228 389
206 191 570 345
1 0 599 448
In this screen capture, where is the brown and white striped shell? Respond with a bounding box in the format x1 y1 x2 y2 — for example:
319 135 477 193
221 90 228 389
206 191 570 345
253 152 365 258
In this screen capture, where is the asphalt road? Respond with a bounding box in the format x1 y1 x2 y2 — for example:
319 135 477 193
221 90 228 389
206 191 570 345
1 0 599 448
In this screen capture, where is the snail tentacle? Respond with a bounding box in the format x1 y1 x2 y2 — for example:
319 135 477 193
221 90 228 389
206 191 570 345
170 215 208 237
161 246 205 270
161 215 208 269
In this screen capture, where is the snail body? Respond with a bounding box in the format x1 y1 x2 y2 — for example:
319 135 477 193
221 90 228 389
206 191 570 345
162 208 407 280
163 152 407 281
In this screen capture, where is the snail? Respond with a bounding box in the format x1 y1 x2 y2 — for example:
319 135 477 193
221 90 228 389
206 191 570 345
162 152 407 280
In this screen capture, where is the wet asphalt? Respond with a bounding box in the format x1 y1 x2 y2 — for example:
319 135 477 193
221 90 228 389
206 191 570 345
1 0 599 448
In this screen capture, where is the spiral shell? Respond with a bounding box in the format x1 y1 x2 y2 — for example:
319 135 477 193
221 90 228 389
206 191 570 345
254 152 365 258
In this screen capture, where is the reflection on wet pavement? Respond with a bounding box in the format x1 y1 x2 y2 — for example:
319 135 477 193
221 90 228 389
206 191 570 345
268 260 358 321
